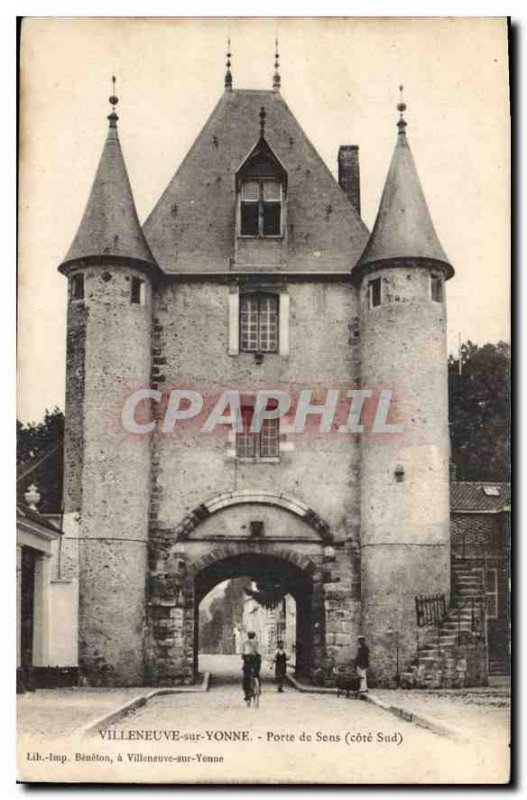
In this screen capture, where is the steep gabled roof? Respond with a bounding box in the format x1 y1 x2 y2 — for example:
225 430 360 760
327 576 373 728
143 89 369 273
60 117 157 273
355 119 453 278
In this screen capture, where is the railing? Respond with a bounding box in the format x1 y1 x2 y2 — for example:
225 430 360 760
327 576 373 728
415 593 447 628
452 595 484 640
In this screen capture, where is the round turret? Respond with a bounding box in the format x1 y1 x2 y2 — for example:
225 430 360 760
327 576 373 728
59 90 159 685
355 95 454 685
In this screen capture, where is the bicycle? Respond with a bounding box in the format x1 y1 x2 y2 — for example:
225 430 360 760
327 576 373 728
243 662 261 708
249 673 260 708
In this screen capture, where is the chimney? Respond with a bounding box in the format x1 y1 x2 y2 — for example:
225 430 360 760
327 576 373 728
338 145 361 215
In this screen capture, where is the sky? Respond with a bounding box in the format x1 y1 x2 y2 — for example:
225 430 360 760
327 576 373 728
17 16 510 424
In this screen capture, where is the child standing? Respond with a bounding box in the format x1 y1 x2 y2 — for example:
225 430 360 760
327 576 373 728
271 640 289 692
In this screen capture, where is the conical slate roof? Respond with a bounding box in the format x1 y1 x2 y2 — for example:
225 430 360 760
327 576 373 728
60 117 157 272
143 89 369 273
355 120 453 278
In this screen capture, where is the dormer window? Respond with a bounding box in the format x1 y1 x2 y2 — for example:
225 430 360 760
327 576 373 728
240 179 282 237
236 133 287 240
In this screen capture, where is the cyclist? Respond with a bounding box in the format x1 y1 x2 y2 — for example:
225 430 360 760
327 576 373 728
241 631 261 705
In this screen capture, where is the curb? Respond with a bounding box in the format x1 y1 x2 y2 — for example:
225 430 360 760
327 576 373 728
76 672 210 737
286 673 339 695
362 693 466 741
286 675 465 741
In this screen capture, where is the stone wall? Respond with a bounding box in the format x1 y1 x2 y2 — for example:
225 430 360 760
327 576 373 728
145 537 336 684
359 262 451 684
66 262 153 685
144 277 363 681
63 288 87 514
149 278 360 535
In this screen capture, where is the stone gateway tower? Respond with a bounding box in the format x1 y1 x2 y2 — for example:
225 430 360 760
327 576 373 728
355 100 454 681
60 66 454 687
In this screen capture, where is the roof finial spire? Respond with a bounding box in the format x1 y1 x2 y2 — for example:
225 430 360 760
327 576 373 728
397 84 407 136
108 75 119 128
259 106 266 138
273 36 281 91
225 36 233 90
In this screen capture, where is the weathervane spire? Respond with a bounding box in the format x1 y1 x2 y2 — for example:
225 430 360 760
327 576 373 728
272 36 281 91
397 84 407 136
225 36 233 90
108 75 119 129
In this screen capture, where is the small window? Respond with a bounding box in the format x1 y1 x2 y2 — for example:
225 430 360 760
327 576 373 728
131 277 145 305
240 293 279 353
71 274 84 301
368 278 382 308
482 485 501 497
240 179 282 237
485 568 498 619
236 405 280 460
431 274 443 303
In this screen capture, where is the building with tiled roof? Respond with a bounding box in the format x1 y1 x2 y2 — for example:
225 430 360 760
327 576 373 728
57 53 471 688
449 481 510 679
450 481 510 513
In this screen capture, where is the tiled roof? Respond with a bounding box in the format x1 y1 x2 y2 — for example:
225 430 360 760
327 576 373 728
355 126 453 277
450 482 511 513
143 89 370 273
60 122 157 271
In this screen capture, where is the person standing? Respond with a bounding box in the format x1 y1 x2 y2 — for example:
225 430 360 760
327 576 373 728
270 640 289 692
356 635 370 692
241 631 261 704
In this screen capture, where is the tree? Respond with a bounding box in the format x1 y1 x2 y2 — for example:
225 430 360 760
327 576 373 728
448 341 510 482
17 407 64 513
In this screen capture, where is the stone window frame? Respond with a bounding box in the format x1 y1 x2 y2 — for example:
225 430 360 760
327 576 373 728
239 291 279 354
228 285 290 357
235 395 281 464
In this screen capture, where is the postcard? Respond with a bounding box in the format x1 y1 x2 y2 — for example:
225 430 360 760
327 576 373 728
16 16 511 784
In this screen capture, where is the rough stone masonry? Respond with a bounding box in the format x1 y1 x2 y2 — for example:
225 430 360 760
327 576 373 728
58 77 453 687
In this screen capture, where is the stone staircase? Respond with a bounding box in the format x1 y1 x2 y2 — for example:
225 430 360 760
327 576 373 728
401 560 488 688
